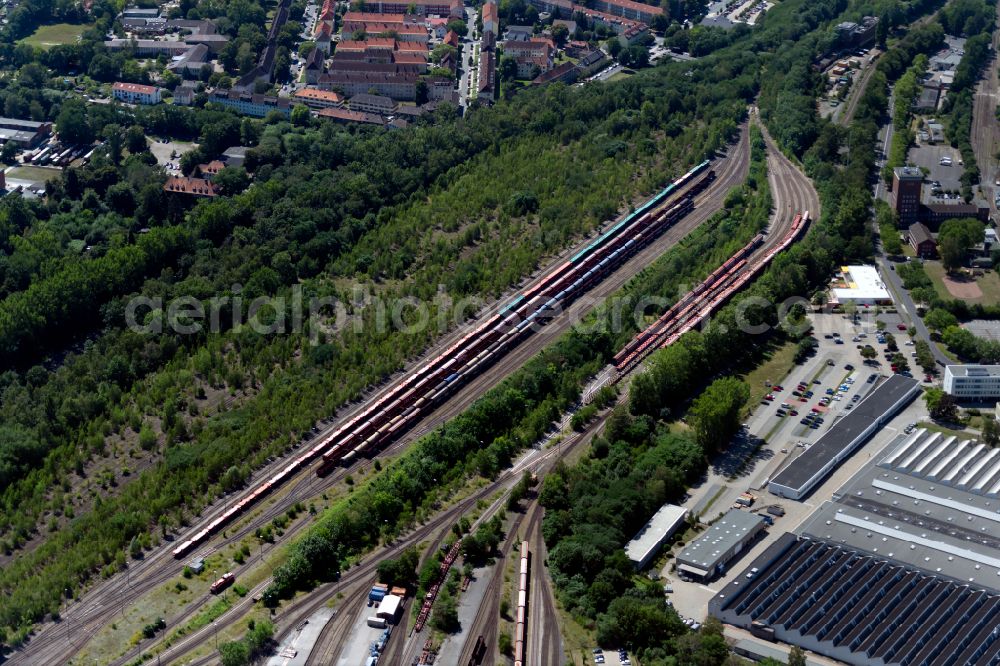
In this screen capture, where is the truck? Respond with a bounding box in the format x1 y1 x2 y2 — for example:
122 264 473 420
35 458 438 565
367 616 387 629
210 572 235 594
369 584 388 603
750 622 775 641
766 505 785 517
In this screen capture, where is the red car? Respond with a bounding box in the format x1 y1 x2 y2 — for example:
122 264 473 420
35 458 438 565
773 385 784 391
897 324 907 331
765 394 774 401
789 409 799 416
210 572 235 594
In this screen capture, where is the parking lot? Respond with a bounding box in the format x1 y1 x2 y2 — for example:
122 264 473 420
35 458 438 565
908 138 964 200
658 311 930 623
590 647 632 665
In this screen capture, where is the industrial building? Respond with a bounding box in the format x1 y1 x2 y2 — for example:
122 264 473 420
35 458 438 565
711 533 1000 666
714 410 1000 664
829 265 891 305
796 429 1000 590
0 117 51 148
376 594 402 623
624 503 688 569
768 375 921 500
675 509 765 581
944 365 1000 401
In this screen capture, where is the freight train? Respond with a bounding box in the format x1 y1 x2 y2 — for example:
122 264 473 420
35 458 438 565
615 211 810 376
171 161 715 559
513 540 530 666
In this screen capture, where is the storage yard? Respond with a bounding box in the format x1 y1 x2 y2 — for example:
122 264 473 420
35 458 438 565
332 582 406 666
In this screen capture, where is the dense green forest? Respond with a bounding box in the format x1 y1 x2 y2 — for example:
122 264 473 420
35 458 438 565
0 1 756 648
0 0 965 655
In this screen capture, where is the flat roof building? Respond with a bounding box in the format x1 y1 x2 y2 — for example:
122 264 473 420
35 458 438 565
944 365 1000 401
892 165 923 226
376 594 402 622
624 503 688 569
0 117 51 147
768 374 921 500
676 509 765 581
711 533 1000 666
830 265 892 305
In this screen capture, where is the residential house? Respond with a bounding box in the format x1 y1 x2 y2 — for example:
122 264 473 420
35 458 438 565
482 1 499 35
112 82 161 105
478 29 496 102
908 222 936 258
315 22 333 54
358 0 462 17
503 39 554 79
196 160 226 179
349 93 396 115
317 106 385 125
303 47 325 84
209 90 291 117
163 176 218 197
294 87 345 110
173 84 196 105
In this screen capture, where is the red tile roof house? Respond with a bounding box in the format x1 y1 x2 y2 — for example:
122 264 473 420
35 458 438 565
112 81 161 105
163 176 218 197
195 160 226 179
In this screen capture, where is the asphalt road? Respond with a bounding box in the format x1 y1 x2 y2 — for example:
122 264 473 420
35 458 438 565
871 92 951 368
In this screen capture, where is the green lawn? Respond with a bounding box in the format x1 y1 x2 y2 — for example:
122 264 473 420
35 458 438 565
741 339 800 408
923 260 1000 305
18 22 90 49
7 165 62 183
606 70 634 82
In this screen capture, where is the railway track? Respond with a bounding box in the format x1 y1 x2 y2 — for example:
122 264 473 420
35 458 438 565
525 498 562 666
165 121 760 666
972 0 1000 214
12 125 751 666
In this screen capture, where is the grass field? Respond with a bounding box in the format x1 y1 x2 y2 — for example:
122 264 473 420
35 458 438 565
741 339 799 409
923 260 1000 305
606 70 635 82
18 23 89 49
6 165 62 183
